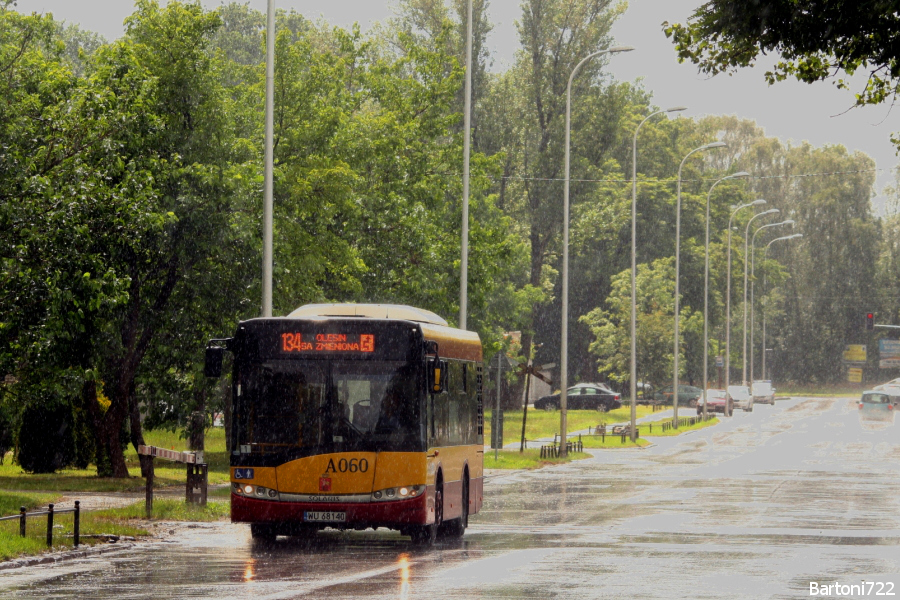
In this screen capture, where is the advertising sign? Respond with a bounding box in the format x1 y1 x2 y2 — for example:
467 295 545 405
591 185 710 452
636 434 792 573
847 367 863 383
879 339 900 359
879 358 900 369
842 344 867 364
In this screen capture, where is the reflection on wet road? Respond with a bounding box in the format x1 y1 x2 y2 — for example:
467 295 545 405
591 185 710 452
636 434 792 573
2 397 898 598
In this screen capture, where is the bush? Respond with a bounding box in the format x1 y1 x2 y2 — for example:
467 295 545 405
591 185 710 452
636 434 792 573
17 396 75 473
0 408 13 464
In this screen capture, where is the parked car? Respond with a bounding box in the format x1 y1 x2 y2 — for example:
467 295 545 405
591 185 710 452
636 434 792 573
751 380 776 405
727 385 753 412
534 383 622 412
858 390 895 422
697 388 733 416
654 385 703 407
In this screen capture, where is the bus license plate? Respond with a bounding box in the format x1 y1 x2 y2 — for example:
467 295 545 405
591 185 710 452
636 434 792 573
304 511 346 523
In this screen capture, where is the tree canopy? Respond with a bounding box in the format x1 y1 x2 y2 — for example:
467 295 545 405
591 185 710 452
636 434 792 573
665 1 900 139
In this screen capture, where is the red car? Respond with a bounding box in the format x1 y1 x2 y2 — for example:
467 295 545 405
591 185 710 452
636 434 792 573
698 389 733 417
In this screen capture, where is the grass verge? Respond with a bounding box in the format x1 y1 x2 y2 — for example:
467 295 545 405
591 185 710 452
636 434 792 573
640 416 719 436
0 495 228 562
0 496 147 561
578 435 651 448
484 406 656 445
99 498 229 522
482 448 591 469
0 427 231 494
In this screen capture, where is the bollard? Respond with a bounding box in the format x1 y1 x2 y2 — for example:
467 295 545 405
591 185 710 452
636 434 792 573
74 501 80 547
200 464 208 506
46 503 54 547
19 506 26 538
146 456 154 519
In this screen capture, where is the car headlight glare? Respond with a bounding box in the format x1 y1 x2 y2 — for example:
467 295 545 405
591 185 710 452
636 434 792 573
243 485 254 495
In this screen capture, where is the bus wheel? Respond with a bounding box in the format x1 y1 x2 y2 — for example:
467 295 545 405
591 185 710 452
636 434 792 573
411 483 442 545
441 475 468 539
250 523 276 542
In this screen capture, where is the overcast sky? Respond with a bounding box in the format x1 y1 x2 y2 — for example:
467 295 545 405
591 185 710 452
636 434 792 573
24 0 900 211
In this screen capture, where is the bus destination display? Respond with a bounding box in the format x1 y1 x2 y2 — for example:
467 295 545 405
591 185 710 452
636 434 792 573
281 333 375 354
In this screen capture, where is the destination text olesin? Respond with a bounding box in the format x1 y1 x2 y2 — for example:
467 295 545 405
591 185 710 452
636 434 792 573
281 332 375 353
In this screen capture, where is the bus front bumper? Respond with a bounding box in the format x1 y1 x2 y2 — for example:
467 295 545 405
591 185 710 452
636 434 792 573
231 491 431 528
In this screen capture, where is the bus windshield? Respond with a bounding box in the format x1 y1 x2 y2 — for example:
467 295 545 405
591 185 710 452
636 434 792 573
235 359 424 456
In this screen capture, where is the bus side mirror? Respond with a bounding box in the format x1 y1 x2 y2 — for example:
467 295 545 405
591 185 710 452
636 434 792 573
205 346 225 378
430 359 447 393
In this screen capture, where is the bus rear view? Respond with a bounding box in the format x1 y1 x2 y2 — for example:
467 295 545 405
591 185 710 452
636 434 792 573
206 304 484 544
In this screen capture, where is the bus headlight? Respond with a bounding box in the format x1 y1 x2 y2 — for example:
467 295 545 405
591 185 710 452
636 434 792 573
371 485 423 502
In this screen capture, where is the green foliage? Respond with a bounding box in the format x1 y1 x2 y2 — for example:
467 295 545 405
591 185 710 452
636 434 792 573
16 395 75 473
580 258 701 387
664 1 900 148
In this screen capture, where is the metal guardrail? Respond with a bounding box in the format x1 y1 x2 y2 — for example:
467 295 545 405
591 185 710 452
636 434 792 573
137 445 208 518
0 502 80 547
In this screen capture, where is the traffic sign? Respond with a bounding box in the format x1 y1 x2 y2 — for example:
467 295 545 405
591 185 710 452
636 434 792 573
847 367 863 383
715 356 724 367
842 344 867 364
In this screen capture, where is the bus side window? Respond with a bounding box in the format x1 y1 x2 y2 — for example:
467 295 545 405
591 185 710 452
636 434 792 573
448 361 463 445
426 393 435 446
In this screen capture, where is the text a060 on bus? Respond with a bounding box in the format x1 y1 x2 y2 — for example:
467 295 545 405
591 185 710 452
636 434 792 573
205 303 484 545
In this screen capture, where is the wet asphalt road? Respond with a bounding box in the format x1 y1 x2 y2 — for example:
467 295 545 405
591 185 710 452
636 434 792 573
2 396 899 599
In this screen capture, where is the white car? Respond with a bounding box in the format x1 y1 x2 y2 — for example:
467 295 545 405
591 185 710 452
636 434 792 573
727 385 753 412
872 378 900 404
751 380 776 405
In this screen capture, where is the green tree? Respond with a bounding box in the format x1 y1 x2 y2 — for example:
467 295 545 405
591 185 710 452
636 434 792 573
581 257 701 388
665 1 900 147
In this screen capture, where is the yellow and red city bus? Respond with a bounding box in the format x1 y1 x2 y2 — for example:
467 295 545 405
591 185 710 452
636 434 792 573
206 303 484 544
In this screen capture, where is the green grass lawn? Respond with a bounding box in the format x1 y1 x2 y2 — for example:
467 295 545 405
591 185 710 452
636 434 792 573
0 489 150 561
484 405 655 445
578 434 651 448
640 416 719 436
482 448 591 469
0 427 231 494
0 491 227 561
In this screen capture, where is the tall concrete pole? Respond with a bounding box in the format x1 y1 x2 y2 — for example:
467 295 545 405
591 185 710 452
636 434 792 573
673 141 725 427
560 46 633 456
702 172 749 418
262 0 275 317
726 199 765 391
630 106 686 440
460 0 473 330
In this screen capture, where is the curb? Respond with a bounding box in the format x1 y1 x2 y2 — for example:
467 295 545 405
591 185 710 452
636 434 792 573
0 540 137 571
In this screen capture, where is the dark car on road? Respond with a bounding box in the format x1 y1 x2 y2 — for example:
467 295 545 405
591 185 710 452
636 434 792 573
654 385 703 407
535 383 622 412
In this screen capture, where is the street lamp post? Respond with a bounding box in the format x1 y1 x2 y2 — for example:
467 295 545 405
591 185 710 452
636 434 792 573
742 209 780 384
750 220 794 383
673 141 726 426
725 199 766 391
560 45 634 456
262 0 275 317
702 172 749 418
459 0 473 330
762 234 803 379
630 105 687 440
